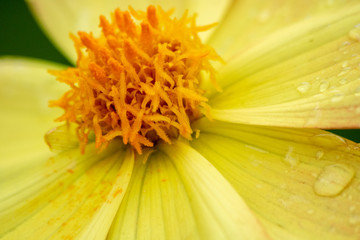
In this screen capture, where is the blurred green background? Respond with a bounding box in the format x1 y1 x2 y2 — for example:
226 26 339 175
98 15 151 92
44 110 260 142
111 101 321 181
0 0 69 64
0 0 359 142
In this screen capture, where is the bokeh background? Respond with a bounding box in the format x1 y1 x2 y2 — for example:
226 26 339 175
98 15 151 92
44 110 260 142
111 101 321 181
0 0 359 143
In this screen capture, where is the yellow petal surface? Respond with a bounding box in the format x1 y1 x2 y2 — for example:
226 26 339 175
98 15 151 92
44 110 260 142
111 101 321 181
108 143 269 240
0 57 66 178
26 0 231 63
208 0 358 61
44 124 81 153
0 57 134 239
0 142 133 240
108 151 200 240
191 118 360 240
210 3 360 129
161 142 269 240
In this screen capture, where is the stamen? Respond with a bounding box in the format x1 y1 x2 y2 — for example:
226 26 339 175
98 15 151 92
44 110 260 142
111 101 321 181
50 5 222 154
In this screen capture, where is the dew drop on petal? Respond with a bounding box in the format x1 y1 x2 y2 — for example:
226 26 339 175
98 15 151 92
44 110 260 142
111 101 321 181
349 27 360 41
331 93 344 103
311 133 347 149
337 69 350 77
319 81 330 92
350 206 357 212
338 40 351 55
313 163 355 197
284 146 299 167
245 144 269 153
297 82 311 94
340 41 351 47
339 78 347 85
316 150 324 160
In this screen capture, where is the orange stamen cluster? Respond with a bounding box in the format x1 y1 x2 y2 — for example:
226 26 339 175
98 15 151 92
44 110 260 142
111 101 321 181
50 5 221 154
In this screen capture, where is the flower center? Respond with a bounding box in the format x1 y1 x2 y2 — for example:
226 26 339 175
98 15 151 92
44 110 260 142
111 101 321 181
50 5 221 154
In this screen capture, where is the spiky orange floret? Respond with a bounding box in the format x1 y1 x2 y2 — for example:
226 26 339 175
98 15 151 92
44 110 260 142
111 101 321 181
50 5 221 154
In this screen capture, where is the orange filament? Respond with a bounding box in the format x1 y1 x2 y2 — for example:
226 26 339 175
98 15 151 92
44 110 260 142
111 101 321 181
50 5 221 154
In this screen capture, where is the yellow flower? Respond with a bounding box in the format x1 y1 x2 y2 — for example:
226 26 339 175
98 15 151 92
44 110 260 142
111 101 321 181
1 0 360 240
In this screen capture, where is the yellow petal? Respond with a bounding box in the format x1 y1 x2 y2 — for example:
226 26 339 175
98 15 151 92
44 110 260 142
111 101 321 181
184 0 232 41
0 57 133 239
108 151 200 240
77 148 133 240
161 141 269 240
44 124 80 153
210 4 360 128
192 118 360 240
108 143 269 240
0 57 66 168
26 0 231 63
208 0 358 60
0 142 133 240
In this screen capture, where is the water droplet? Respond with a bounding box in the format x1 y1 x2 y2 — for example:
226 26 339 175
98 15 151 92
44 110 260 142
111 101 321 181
313 164 355 197
311 133 347 149
349 28 360 41
349 215 360 225
316 151 324 160
319 81 330 92
340 41 351 47
297 82 311 94
339 78 347 85
331 93 344 103
245 144 269 153
284 146 299 167
305 105 322 127
337 69 350 77
354 87 360 96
